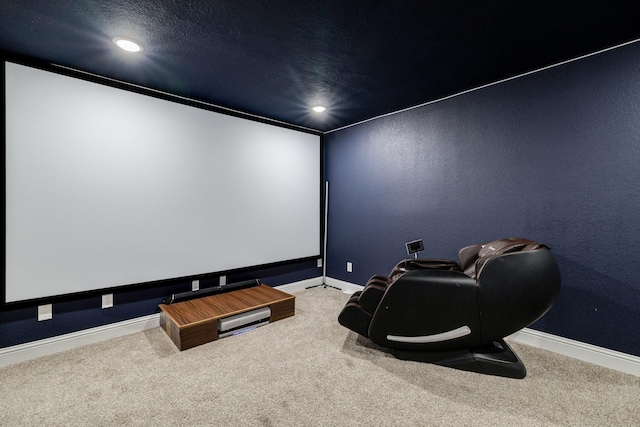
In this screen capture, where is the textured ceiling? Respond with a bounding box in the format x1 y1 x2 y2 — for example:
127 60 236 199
1 1 640 132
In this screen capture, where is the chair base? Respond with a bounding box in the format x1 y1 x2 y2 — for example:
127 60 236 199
391 339 527 379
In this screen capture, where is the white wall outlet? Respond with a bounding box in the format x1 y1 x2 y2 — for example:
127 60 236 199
102 294 114 309
220 275 226 286
192 280 200 291
38 304 53 321
317 258 323 268
346 262 353 273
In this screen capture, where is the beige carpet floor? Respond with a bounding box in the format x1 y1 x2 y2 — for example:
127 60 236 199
0 286 638 426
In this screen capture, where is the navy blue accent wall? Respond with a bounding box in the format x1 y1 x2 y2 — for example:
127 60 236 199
0 260 320 348
325 41 640 356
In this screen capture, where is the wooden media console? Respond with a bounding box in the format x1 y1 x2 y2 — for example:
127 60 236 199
159 284 295 350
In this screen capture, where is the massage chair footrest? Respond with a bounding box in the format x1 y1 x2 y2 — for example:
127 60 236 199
391 338 526 379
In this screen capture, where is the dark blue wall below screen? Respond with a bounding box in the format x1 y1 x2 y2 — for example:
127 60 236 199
325 41 640 357
0 260 320 348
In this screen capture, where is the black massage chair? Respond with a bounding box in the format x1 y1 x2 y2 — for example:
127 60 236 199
338 237 561 378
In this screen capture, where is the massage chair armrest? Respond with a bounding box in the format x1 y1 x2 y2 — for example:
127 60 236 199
368 269 483 351
392 258 460 273
404 258 460 271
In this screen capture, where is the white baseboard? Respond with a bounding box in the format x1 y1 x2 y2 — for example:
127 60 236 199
0 314 160 369
275 276 324 293
324 277 363 294
0 278 322 368
281 276 362 294
508 328 640 377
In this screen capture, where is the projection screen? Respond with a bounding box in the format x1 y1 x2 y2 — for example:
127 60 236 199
4 61 320 303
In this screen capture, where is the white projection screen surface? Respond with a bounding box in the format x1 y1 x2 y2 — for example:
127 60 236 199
4 61 320 303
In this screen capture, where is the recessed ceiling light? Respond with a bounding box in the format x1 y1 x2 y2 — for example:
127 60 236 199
312 106 326 113
113 37 143 53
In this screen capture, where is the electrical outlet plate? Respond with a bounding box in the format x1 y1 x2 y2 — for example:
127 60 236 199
317 258 323 268
192 280 200 291
220 275 226 286
102 294 114 309
38 304 53 321
347 262 353 273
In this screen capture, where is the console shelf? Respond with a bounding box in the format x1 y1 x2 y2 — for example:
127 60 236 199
159 284 295 350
